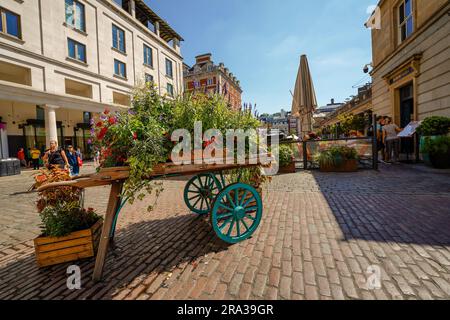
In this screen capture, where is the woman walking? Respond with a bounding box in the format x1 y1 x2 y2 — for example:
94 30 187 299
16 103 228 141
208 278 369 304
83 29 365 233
43 140 69 170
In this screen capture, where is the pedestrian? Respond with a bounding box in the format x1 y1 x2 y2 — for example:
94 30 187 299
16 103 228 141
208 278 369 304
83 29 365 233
30 146 41 170
17 148 27 167
66 145 80 176
383 117 402 163
376 116 386 162
25 147 32 167
76 148 83 161
43 140 69 170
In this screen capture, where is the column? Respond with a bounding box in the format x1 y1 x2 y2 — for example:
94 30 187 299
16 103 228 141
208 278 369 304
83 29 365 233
129 0 136 18
44 105 59 147
172 38 180 54
155 21 160 37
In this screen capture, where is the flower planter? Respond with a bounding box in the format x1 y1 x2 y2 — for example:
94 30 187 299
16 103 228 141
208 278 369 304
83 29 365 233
430 153 450 169
34 219 103 268
278 161 296 174
319 159 358 172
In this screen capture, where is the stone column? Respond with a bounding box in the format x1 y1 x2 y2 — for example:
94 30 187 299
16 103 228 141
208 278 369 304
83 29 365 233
44 105 59 147
129 0 136 18
173 38 180 54
155 21 160 37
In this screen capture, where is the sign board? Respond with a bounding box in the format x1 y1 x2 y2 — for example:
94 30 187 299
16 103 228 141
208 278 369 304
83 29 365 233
397 121 422 138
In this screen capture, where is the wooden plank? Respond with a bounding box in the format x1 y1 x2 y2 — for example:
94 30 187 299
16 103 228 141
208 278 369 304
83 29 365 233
92 181 123 282
33 220 102 245
37 243 94 260
36 237 92 253
37 250 95 268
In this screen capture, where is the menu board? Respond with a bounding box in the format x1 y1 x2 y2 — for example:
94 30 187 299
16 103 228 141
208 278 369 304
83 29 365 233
397 121 422 138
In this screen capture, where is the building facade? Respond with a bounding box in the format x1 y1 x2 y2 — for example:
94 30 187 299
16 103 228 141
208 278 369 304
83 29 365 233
183 53 242 110
0 0 183 159
367 0 450 128
312 98 344 129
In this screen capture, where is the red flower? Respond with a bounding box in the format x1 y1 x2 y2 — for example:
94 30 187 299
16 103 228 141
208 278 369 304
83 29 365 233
108 117 117 125
133 132 138 140
104 108 110 115
96 121 103 128
97 127 108 140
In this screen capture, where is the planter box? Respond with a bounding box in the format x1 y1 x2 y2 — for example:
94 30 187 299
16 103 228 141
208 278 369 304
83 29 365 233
320 159 358 172
278 162 296 174
34 219 103 268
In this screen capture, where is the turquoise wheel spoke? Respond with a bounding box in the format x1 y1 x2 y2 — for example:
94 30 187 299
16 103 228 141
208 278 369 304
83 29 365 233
241 219 250 232
192 196 202 208
227 218 236 237
219 202 233 212
188 194 201 201
234 188 239 208
239 190 249 206
218 213 233 220
245 214 256 221
219 217 233 231
242 196 256 209
245 206 258 212
236 219 241 237
226 193 236 208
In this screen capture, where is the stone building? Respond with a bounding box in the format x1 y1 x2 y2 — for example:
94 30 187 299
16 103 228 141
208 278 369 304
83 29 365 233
0 0 183 158
183 53 242 110
366 0 450 128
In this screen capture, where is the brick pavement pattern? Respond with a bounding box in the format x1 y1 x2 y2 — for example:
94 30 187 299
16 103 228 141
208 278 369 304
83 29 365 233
0 164 449 300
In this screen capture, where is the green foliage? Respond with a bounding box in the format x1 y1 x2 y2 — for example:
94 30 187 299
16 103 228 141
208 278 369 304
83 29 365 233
416 116 450 136
315 146 358 167
337 113 366 135
279 145 294 167
421 136 450 155
39 201 101 237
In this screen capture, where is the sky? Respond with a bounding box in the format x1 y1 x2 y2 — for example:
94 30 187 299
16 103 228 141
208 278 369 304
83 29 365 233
146 0 377 114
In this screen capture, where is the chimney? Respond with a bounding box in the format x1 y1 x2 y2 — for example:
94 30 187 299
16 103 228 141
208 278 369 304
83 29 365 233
195 53 212 64
331 98 335 104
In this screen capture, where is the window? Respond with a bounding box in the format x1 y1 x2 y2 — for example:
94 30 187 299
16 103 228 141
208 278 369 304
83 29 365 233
207 78 213 86
398 0 413 43
165 58 173 78
0 8 21 39
167 83 174 97
114 59 126 78
68 38 86 62
112 24 125 53
143 45 153 67
65 0 86 32
194 81 200 88
36 106 45 121
145 73 153 83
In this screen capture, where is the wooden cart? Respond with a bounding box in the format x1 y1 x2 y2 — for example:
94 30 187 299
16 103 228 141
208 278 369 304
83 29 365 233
38 157 269 281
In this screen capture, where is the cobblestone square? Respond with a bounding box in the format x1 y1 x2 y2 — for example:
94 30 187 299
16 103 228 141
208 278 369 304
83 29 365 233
0 164 449 300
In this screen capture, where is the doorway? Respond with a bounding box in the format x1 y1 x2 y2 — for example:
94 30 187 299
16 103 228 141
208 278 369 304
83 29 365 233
399 83 414 154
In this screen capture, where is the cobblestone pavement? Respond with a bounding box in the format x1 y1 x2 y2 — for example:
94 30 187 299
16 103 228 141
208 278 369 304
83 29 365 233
0 164 449 300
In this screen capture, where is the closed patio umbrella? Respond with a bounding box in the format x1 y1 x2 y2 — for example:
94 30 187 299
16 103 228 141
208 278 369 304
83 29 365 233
291 55 318 136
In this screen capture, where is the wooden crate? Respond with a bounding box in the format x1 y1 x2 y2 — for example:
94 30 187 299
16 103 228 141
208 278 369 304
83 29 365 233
34 219 103 268
319 159 358 172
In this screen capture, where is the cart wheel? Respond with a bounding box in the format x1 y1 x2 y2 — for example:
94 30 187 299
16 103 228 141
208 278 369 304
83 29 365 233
184 173 222 215
211 183 262 244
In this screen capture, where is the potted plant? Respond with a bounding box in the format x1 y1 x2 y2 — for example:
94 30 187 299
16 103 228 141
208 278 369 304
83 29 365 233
278 145 296 174
33 168 102 267
416 116 450 165
421 136 450 169
316 145 358 172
